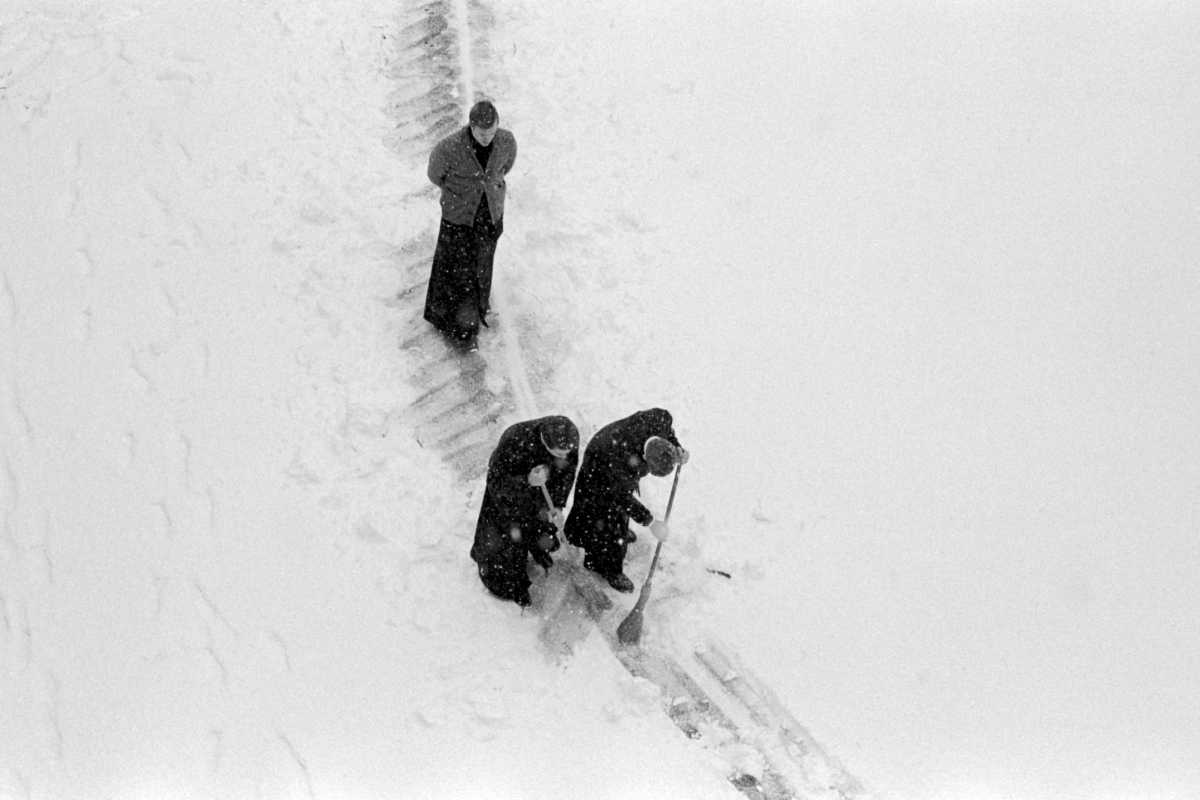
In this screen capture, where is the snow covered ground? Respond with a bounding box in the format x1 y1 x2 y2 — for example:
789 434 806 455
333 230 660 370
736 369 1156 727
3 1 1199 799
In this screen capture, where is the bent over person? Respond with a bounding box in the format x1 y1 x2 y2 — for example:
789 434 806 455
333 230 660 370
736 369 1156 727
424 99 517 350
471 415 579 607
565 408 687 593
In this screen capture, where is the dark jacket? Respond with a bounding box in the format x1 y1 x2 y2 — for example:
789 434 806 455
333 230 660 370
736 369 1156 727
428 126 517 226
471 417 578 565
564 409 681 552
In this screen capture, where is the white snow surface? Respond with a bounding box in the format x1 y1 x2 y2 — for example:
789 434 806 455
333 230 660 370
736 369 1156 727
3 1 1200 799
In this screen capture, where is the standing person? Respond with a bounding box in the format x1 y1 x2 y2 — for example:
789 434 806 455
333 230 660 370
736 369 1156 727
564 408 688 592
424 99 517 349
470 415 579 607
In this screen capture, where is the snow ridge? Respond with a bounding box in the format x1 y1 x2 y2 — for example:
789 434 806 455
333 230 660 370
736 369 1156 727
381 2 869 799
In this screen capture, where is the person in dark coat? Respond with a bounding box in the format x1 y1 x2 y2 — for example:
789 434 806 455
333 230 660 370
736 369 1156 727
471 415 579 607
564 408 688 593
424 99 517 349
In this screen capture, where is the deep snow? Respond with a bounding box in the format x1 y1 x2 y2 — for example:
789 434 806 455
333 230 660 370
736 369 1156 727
3 1 1199 799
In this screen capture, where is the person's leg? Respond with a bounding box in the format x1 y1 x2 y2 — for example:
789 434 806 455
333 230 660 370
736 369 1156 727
448 233 482 344
581 524 633 592
469 196 500 319
424 221 478 339
475 232 498 319
477 551 532 606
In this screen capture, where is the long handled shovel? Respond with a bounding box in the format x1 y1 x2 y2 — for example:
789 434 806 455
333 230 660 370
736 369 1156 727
532 483 566 571
538 484 564 534
616 463 682 646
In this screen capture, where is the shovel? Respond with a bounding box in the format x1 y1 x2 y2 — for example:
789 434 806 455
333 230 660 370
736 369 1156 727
616 463 682 646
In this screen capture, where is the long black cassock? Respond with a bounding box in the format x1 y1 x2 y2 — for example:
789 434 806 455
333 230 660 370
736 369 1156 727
564 408 682 579
470 416 578 602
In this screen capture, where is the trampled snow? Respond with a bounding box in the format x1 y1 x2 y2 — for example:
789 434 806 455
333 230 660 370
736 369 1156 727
2 1 1199 799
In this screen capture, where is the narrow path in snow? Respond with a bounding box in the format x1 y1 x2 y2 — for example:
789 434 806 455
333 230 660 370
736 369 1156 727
386 0 537 486
380 4 868 800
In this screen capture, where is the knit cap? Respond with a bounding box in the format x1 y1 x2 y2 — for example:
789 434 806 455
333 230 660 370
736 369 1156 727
643 436 676 477
469 100 498 127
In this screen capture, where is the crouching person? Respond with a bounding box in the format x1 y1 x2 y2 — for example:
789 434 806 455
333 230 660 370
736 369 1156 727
564 408 687 593
470 415 580 607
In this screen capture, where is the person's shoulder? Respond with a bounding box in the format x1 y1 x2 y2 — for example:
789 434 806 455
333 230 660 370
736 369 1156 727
512 417 546 437
496 128 517 147
501 416 536 438
434 127 467 150
623 408 671 426
500 418 545 449
641 407 673 424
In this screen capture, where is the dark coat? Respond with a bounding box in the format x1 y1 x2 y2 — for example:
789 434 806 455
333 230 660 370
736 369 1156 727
471 417 579 598
564 409 681 576
428 126 516 226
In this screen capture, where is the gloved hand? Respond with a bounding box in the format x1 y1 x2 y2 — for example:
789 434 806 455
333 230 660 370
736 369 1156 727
536 530 561 554
528 464 550 487
650 520 670 542
547 507 565 532
531 530 557 572
531 547 554 572
675 446 690 465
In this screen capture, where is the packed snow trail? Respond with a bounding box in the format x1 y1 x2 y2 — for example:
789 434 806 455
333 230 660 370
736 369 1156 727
1 2 865 797
387 0 534 485
384 3 867 798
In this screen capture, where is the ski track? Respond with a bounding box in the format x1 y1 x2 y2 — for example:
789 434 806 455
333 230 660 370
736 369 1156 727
386 0 520 489
382 2 865 799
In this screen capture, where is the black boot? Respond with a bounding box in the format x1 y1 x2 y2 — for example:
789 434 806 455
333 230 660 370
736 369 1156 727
605 572 634 593
584 557 634 593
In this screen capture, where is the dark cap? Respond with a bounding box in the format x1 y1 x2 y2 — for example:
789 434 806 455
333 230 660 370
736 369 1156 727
540 416 579 453
469 100 498 128
644 436 677 477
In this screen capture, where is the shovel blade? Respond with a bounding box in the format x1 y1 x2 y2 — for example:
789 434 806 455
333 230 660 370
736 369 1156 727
616 607 644 645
